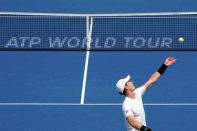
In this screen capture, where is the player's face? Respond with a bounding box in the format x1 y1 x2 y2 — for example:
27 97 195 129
125 81 135 91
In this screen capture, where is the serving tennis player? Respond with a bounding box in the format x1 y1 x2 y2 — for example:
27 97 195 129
116 57 176 131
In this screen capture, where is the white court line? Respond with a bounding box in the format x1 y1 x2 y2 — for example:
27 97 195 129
80 50 90 104
0 11 197 16
80 16 93 104
0 103 197 106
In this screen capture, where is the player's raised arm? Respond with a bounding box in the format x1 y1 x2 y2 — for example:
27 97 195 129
144 57 176 90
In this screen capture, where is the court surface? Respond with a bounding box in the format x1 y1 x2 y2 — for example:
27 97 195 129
0 51 196 131
1 1 197 130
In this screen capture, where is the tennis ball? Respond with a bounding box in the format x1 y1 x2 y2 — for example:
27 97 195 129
178 37 184 43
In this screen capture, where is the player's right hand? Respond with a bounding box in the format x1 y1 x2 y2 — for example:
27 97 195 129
140 125 152 131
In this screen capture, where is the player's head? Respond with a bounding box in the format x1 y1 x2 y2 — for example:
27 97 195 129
116 75 135 95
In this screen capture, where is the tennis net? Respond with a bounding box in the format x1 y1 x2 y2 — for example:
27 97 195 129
0 12 197 51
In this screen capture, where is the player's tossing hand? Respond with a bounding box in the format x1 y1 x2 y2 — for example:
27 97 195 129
164 57 176 66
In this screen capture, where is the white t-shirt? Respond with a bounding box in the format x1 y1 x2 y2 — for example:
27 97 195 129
122 85 146 131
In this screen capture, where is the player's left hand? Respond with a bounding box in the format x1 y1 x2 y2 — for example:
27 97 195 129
164 57 176 66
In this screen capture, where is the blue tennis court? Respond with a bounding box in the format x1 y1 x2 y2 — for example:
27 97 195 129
0 0 197 130
0 51 197 131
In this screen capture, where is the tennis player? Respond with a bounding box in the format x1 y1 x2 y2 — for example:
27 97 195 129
116 57 176 131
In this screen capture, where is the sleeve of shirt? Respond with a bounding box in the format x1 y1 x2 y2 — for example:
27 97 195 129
135 85 146 96
122 104 133 118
